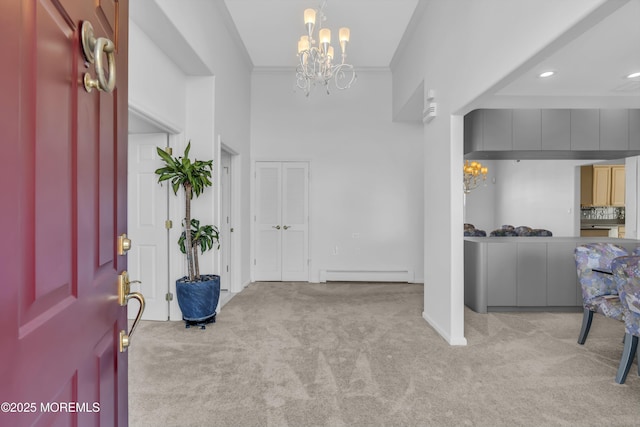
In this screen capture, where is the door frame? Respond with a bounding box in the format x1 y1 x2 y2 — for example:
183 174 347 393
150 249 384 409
217 136 242 293
127 103 183 320
251 159 311 282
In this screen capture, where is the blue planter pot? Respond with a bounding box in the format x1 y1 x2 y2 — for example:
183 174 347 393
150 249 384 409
176 275 220 325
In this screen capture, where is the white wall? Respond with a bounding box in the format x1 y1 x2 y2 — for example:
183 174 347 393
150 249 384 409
250 70 424 283
466 159 598 236
129 22 186 130
463 160 496 233
130 1 253 300
150 0 253 292
392 0 613 344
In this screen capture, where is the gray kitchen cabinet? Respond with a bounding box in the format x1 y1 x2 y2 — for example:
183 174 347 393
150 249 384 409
487 243 517 307
464 237 640 313
517 243 547 306
513 109 541 150
464 109 483 153
546 243 579 306
464 108 640 158
483 109 512 151
630 109 640 150
541 109 571 150
571 109 600 150
600 109 629 150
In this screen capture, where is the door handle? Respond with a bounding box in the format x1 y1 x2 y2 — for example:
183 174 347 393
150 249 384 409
81 21 116 93
283 225 291 230
117 271 146 352
272 225 281 230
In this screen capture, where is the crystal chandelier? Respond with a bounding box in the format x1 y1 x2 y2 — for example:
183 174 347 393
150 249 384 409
296 1 357 96
463 160 489 194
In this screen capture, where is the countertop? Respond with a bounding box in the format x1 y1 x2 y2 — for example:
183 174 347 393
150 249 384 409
581 219 625 226
464 236 639 243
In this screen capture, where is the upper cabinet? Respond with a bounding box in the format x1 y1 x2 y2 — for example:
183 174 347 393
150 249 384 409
465 109 640 160
580 164 625 207
611 165 626 207
570 110 599 150
541 110 570 151
591 165 611 206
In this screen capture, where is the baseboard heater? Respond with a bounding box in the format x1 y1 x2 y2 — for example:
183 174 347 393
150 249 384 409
319 269 414 283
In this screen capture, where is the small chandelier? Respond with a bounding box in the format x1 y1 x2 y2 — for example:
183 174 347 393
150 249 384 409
295 1 356 96
463 160 488 194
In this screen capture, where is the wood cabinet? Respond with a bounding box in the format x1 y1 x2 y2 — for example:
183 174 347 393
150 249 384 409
611 165 626 206
592 165 611 206
580 228 610 237
580 164 624 207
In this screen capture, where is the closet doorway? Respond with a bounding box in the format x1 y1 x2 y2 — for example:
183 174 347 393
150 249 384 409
254 161 309 281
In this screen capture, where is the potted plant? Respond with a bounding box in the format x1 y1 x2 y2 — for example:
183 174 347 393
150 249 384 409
155 142 221 329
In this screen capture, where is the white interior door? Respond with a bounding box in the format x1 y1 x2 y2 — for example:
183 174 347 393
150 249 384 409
254 161 309 281
220 150 232 291
255 162 283 280
282 163 309 281
128 133 170 320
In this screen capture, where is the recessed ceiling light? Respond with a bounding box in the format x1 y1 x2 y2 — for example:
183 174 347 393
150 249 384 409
627 72 640 79
538 71 555 78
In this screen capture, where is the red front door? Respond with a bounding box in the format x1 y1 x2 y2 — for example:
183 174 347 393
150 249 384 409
0 0 130 426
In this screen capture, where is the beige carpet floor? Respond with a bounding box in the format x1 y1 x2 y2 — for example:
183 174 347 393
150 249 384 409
129 282 640 427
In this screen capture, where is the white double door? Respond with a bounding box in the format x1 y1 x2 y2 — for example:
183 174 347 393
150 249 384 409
255 161 309 281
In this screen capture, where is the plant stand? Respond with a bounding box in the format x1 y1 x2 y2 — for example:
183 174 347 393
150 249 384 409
184 313 216 330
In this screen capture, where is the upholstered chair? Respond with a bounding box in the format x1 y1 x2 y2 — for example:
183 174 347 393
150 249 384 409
610 255 640 384
489 226 517 236
514 226 532 236
530 229 553 236
574 243 628 345
463 223 486 237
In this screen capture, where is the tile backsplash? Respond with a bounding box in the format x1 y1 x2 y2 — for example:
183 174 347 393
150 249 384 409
580 206 625 220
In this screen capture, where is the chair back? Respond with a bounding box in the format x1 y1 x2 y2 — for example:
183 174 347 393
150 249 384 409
611 255 640 337
575 243 628 304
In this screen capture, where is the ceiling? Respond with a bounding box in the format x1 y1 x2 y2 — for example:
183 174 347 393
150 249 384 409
491 0 640 109
223 0 420 69
129 0 640 133
223 0 640 107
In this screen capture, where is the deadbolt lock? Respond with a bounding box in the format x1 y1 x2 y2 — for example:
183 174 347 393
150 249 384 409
117 234 132 255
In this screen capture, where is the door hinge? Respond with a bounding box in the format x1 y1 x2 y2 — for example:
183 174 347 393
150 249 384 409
165 292 174 302
254 259 256 265
164 147 173 155
165 220 173 229
226 265 229 272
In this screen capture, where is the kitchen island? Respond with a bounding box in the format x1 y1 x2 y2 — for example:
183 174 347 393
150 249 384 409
464 236 640 313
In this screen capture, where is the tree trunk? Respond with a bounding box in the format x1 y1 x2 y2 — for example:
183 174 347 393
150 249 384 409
184 183 194 281
193 242 200 280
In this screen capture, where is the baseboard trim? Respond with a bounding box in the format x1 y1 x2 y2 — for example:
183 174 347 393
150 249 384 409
319 269 414 283
422 311 467 346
